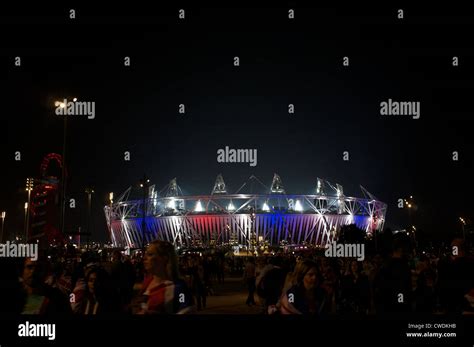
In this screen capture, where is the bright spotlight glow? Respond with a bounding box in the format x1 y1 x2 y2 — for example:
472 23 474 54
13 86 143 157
73 97 77 102
194 200 204 212
227 202 235 211
54 101 60 107
262 202 270 212
59 102 66 108
294 200 303 212
167 199 176 209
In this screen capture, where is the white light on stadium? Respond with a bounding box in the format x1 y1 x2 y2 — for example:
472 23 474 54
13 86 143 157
262 202 270 211
194 200 204 212
227 202 235 211
168 199 176 209
295 200 303 212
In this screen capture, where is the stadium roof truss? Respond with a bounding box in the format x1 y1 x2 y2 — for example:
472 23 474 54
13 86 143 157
105 175 387 248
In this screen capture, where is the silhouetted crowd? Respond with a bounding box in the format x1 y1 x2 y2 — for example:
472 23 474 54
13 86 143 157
0 237 473 316
250 237 474 315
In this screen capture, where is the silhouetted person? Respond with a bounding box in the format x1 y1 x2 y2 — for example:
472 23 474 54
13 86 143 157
340 260 370 314
437 238 474 313
374 237 412 315
257 257 286 312
414 267 436 313
0 258 25 315
243 257 256 306
21 257 72 315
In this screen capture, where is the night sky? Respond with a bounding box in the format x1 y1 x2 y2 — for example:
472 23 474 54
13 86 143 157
1 5 473 244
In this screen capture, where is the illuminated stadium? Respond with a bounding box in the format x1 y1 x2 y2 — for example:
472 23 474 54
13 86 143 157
104 174 387 249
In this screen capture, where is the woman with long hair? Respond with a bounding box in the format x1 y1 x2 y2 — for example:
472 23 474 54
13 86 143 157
279 260 330 315
133 240 194 314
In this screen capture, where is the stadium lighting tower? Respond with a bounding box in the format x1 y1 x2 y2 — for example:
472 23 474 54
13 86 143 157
139 174 151 244
25 178 34 241
108 192 114 245
195 200 204 212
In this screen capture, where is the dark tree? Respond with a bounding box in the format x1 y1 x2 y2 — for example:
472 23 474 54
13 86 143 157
338 224 366 244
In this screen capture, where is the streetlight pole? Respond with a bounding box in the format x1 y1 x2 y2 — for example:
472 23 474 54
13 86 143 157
85 187 94 250
55 99 74 240
24 202 28 242
411 225 417 248
459 217 466 241
1 211 5 243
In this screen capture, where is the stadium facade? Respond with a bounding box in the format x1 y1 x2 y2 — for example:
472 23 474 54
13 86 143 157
104 174 387 249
